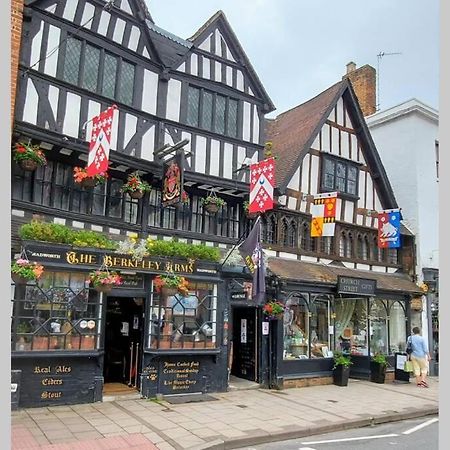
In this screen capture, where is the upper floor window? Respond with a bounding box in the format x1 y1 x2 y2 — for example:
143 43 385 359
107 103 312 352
62 37 135 106
186 86 239 138
321 155 359 197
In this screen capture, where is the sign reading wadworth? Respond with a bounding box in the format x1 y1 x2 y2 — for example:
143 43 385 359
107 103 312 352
337 276 376 296
23 244 213 275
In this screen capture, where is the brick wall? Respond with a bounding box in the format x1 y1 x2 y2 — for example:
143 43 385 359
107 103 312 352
11 0 24 129
343 63 377 117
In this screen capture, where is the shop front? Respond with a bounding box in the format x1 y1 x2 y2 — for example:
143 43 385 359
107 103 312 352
267 258 422 387
11 242 228 408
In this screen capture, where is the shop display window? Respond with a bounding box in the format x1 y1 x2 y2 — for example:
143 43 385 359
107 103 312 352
148 282 217 350
388 301 407 354
12 271 101 351
309 296 333 358
283 294 309 359
369 300 388 355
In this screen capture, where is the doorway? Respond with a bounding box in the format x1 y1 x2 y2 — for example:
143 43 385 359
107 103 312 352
103 297 144 391
231 307 258 382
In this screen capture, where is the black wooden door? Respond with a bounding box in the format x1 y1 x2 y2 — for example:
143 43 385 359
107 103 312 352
231 307 257 381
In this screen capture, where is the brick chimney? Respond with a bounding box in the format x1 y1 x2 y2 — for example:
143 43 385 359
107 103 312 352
342 61 376 116
11 0 24 128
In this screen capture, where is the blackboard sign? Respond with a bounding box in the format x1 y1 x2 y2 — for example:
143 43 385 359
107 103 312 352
337 276 376 296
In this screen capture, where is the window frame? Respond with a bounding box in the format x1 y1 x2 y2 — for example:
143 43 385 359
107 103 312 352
320 154 360 199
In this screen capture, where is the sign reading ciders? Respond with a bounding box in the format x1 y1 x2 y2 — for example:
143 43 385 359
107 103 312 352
337 276 376 296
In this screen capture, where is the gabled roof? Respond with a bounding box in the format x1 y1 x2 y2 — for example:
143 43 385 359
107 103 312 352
188 11 275 112
266 78 398 209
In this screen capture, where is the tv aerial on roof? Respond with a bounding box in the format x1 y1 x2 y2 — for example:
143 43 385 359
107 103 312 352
376 51 402 111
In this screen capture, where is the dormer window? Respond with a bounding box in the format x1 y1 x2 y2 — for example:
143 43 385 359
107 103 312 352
321 154 359 197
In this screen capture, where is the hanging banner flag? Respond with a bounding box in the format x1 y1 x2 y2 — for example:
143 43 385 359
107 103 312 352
238 217 266 304
310 192 338 237
86 105 118 177
162 151 184 207
249 157 275 213
378 209 402 248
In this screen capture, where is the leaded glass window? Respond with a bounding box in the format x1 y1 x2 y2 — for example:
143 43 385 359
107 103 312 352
118 61 135 105
321 155 359 196
82 44 100 92
102 53 118 99
215 95 226 134
187 87 200 127
63 38 82 85
227 99 238 137
202 91 213 130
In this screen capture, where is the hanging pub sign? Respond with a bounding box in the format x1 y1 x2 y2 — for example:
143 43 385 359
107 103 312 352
378 209 402 248
162 151 184 207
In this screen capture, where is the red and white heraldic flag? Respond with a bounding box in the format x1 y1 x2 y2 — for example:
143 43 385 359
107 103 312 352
86 105 118 177
249 157 275 213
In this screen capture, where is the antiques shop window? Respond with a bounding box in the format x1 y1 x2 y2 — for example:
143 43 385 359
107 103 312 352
388 301 407 354
309 295 334 358
11 271 102 351
62 37 135 106
369 299 388 355
283 294 309 360
148 282 218 350
321 155 359 197
186 86 239 138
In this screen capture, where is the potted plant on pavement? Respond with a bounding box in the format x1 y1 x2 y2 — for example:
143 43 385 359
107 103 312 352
11 258 44 285
332 351 352 386
73 167 108 188
263 300 285 320
13 142 47 172
121 172 152 199
370 353 388 384
200 193 225 214
88 269 123 293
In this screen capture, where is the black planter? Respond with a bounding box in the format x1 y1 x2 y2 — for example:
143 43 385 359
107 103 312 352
333 365 350 386
370 361 387 383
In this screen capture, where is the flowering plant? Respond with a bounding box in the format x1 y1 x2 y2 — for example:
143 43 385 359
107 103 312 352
73 167 108 185
13 142 47 165
200 195 226 207
88 270 123 288
11 258 44 281
154 273 190 296
121 172 151 194
181 191 189 204
263 300 285 318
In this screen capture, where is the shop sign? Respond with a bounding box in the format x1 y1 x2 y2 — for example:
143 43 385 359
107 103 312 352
120 274 145 289
337 276 376 296
410 297 423 311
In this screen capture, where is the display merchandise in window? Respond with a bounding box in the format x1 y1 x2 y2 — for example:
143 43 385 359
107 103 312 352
369 300 388 355
283 296 309 359
388 301 407 354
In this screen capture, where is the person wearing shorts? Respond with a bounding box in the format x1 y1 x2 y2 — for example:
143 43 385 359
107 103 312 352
407 327 431 388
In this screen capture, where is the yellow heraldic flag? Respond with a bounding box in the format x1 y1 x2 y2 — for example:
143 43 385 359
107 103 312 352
310 192 338 237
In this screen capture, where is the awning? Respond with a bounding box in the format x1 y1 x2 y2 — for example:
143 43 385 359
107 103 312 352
268 257 423 295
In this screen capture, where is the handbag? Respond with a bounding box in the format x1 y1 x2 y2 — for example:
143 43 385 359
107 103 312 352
404 360 414 372
406 338 413 355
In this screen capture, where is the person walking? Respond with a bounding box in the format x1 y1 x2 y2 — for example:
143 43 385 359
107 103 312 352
407 327 431 388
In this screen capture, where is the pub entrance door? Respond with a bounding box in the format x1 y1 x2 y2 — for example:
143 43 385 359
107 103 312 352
231 306 258 382
103 297 144 393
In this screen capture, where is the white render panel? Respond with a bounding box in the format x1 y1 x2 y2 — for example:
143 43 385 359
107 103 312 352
366 173 374 210
279 252 297 260
340 130 350 159
164 132 175 146
44 3 57 13
214 61 221 82
351 134 358 160
287 167 300 190
358 143 367 164
373 218 378 229
252 105 260 144
215 29 222 57
374 195 382 213
243 102 251 142
141 125 155 162
86 100 101 144
344 200 354 223
331 127 339 155
98 11 111 36
387 267 399 274
335 198 342 220
110 109 119 151
181 131 192 167
311 135 320 150
210 140 220 176
113 18 126 44
302 255 318 263
301 154 310 193
336 97 344 125
120 0 133 14
195 136 207 173
142 47 150 59
30 20 43 69
248 86 254 96
81 2 95 30
237 146 246 167
287 197 297 210
372 265 387 273
236 70 244 91
310 154 319 194
124 114 137 150
223 143 233 179
142 70 158 115
226 66 233 86
62 0 78 22
190 54 198 76
321 124 330 152
48 85 59 122
342 261 355 269
63 92 81 137
226 45 236 62
128 26 140 52
358 170 366 208
22 79 39 125
356 214 364 225
198 33 212 51
44 25 60 77
320 258 333 264
356 264 370 271
202 56 210 79
177 62 186 73
166 79 182 122
299 199 307 213
345 109 352 128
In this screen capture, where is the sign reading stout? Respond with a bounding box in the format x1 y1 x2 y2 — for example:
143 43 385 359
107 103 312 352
337 276 376 296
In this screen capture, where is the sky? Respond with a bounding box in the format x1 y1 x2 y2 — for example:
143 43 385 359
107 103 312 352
148 0 439 118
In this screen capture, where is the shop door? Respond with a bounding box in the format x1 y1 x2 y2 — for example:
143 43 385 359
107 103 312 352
231 307 258 382
103 297 144 389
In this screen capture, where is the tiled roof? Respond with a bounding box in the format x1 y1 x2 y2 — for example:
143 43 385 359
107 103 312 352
268 257 422 295
266 81 345 190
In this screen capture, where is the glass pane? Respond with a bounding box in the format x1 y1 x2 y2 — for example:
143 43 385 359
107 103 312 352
283 296 309 360
336 176 345 192
82 44 100 92
92 183 107 216
187 87 200 127
202 91 213 130
215 95 226 134
370 300 388 355
336 162 346 177
118 61 135 105
348 165 358 181
347 179 356 195
389 302 406 354
227 99 238 137
102 53 118 99
310 300 331 358
108 179 123 218
324 159 335 174
324 173 334 189
63 38 82 85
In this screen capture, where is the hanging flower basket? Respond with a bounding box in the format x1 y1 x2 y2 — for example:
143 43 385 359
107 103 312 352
263 301 285 320
154 274 190 297
200 193 225 215
11 258 44 285
121 172 151 199
243 200 258 219
13 142 47 172
88 270 123 293
73 167 107 188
